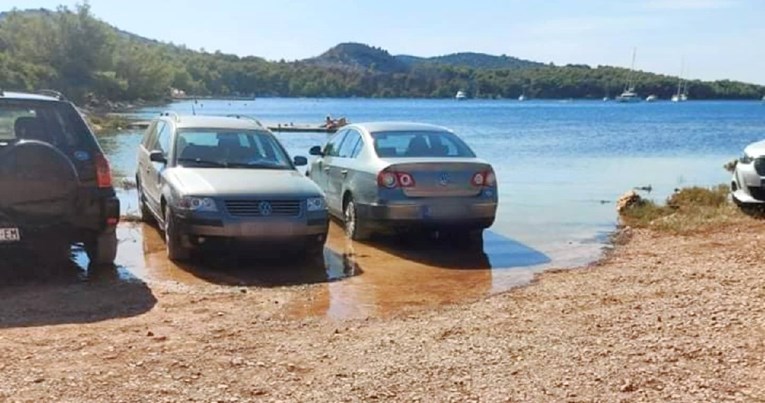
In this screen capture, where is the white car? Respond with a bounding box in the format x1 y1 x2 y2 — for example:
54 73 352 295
731 140 765 205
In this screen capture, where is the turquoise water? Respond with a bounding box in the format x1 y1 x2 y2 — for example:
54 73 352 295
100 98 765 266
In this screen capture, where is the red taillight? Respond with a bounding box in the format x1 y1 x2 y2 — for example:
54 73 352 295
397 172 415 188
377 170 416 188
377 171 398 188
472 170 496 187
94 153 113 188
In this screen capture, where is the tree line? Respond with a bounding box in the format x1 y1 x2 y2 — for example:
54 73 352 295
0 5 761 104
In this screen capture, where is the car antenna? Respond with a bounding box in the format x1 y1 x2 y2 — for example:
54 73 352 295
191 98 196 115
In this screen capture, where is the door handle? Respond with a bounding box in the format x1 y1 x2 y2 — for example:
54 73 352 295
341 170 348 177
324 167 330 172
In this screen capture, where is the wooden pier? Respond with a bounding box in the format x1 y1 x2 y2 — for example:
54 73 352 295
122 121 339 134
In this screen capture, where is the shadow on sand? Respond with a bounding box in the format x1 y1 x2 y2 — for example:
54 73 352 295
361 229 551 270
0 248 157 329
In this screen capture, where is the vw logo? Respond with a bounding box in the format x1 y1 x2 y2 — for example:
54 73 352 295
258 201 272 216
438 173 450 186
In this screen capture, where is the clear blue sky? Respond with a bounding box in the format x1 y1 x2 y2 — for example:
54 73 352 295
2 0 763 84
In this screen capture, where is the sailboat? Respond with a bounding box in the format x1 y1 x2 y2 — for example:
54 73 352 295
518 93 526 101
615 48 640 103
671 58 688 102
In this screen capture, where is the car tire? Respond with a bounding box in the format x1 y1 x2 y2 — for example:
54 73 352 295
165 208 191 261
85 230 118 267
137 178 154 224
344 197 371 241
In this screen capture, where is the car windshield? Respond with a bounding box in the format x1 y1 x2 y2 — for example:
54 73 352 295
371 130 476 158
0 100 93 149
175 129 293 169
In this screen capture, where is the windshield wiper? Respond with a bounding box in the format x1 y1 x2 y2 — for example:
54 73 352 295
177 157 227 168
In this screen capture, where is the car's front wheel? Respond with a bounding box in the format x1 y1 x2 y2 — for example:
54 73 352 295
136 177 154 224
165 208 191 261
344 196 371 241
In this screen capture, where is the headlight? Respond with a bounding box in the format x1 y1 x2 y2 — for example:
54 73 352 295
740 154 754 164
306 197 326 212
177 196 217 212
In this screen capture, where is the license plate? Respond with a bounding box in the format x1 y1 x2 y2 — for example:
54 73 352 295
424 205 464 218
0 227 21 242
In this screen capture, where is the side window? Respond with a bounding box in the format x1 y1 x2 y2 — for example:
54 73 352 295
141 121 158 149
338 130 362 158
156 123 172 155
325 130 348 157
350 134 365 158
145 121 165 151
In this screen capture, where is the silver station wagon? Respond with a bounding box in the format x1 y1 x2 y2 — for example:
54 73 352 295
308 122 497 241
136 113 328 261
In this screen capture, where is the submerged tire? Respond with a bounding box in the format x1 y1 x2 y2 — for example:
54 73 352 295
0 140 78 225
343 197 371 241
85 230 118 267
136 177 154 223
165 208 191 261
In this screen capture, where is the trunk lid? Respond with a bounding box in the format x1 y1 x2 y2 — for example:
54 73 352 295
384 158 492 198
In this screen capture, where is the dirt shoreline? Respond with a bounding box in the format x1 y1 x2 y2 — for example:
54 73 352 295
1 216 764 401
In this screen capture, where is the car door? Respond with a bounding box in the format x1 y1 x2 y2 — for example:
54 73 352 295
329 129 363 213
312 130 348 214
144 122 172 211
138 121 161 206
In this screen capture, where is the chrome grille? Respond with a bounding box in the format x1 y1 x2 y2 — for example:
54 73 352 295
224 200 302 217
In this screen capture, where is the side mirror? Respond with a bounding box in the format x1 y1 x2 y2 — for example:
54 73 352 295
309 146 323 156
149 150 167 164
293 156 308 167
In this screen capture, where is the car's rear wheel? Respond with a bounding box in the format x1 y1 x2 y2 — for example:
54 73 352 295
344 196 371 241
165 208 191 261
85 230 118 267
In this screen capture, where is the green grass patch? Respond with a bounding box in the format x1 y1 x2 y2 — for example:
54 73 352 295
620 185 743 234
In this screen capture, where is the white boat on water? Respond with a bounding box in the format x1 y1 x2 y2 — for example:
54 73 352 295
646 94 658 102
455 90 467 100
518 94 526 101
615 48 641 103
671 58 689 102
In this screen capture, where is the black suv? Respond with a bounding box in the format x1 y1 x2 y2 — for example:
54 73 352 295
0 90 119 266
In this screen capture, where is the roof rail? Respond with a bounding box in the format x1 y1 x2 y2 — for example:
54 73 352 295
226 114 263 127
160 111 181 122
36 89 67 101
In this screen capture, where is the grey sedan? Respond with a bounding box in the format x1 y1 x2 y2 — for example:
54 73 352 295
308 122 497 241
136 114 329 261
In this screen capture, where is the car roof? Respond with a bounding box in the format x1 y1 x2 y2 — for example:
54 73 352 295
350 121 453 134
163 114 268 131
0 91 62 102
745 140 765 157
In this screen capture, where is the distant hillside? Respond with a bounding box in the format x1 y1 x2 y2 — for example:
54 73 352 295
398 52 544 70
305 43 409 73
0 7 762 101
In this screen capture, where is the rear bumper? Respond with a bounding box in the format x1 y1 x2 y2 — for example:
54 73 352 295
356 200 497 230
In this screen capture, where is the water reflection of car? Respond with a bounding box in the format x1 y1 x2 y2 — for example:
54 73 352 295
135 113 328 261
731 140 765 206
307 122 497 241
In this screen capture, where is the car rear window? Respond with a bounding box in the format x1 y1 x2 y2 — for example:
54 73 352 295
371 130 476 158
0 100 95 149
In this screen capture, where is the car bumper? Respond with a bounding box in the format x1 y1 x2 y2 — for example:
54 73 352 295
732 165 765 204
356 199 497 229
174 212 329 240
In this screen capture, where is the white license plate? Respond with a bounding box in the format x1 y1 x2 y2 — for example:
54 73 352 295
425 205 464 218
0 227 21 242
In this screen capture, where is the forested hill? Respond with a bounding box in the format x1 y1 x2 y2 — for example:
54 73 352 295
0 6 762 104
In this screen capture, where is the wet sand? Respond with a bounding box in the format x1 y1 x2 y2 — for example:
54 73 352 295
1 217 764 401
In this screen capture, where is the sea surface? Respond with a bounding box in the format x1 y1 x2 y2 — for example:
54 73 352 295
100 98 765 267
